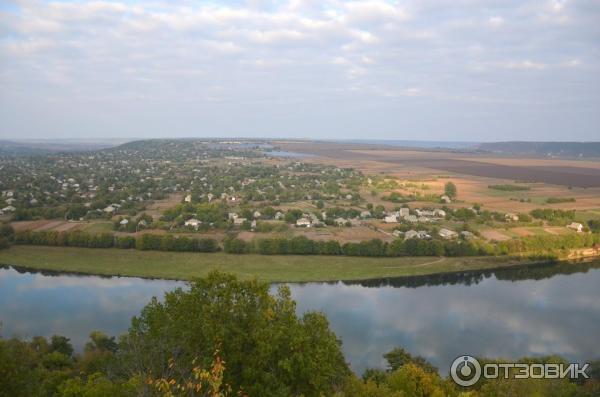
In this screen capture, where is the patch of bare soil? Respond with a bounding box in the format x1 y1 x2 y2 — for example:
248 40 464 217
481 229 511 241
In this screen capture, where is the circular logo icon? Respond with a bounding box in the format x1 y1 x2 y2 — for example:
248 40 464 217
450 355 482 387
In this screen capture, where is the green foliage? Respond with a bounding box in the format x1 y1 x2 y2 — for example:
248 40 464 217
588 220 600 233
444 182 457 198
488 184 531 191
120 272 350 396
383 347 437 374
223 236 249 253
530 208 575 222
546 197 576 204
14 230 219 253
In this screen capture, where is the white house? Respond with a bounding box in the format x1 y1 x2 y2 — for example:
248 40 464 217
568 222 584 232
274 211 284 220
2 205 16 212
461 231 475 239
434 209 446 218
505 213 519 222
184 218 202 229
334 217 348 226
441 195 451 203
404 215 418 223
119 219 129 226
439 228 458 239
384 214 398 223
233 217 247 226
399 208 410 217
404 230 419 240
296 218 312 227
253 211 262 219
184 194 192 203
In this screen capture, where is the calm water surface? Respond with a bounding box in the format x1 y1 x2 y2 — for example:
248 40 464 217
1 261 599 374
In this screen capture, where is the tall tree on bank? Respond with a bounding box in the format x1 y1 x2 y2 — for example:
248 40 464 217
119 272 349 396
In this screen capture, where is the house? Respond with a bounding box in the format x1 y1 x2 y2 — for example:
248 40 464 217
441 195 451 203
505 213 519 222
253 211 261 219
5 198 16 205
119 219 129 226
404 215 418 223
184 218 202 229
103 205 116 213
404 230 419 240
461 231 475 239
2 205 16 212
384 214 398 223
439 228 458 239
434 209 446 218
568 222 584 233
360 210 372 219
334 217 348 226
274 211 284 220
233 217 247 226
228 212 239 220
296 218 312 227
399 208 410 217
345 194 353 200
184 194 192 203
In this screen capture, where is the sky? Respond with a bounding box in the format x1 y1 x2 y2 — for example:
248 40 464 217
0 0 599 141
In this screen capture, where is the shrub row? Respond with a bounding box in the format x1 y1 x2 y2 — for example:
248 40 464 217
224 236 487 257
13 231 219 253
12 230 599 258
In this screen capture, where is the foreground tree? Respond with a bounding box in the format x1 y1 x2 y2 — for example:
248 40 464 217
119 271 349 396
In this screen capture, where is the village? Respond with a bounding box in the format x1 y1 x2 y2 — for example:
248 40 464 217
0 139 595 251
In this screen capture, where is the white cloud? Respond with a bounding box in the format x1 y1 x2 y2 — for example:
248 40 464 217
0 0 598 140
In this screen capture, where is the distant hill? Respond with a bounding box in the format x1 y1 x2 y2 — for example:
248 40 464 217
476 141 600 158
0 139 128 156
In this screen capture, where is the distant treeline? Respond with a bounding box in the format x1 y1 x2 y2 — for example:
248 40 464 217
488 184 531 191
11 230 600 258
477 141 600 158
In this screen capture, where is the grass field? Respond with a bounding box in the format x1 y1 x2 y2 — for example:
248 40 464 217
0 246 535 282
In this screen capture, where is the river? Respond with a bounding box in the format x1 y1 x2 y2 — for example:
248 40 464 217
1 261 599 375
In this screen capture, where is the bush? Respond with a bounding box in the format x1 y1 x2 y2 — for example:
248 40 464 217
116 236 136 249
223 237 249 254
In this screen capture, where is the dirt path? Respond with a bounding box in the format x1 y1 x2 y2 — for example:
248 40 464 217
383 257 446 269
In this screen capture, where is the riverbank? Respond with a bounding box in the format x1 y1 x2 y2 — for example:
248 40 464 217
0 246 545 282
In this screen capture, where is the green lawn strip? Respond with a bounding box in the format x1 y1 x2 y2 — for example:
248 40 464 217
0 246 531 283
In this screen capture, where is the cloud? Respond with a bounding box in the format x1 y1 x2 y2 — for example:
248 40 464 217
0 0 598 140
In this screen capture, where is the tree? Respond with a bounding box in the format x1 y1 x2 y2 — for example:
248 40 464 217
444 182 457 199
119 272 349 396
383 347 437 374
50 335 73 357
